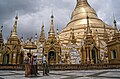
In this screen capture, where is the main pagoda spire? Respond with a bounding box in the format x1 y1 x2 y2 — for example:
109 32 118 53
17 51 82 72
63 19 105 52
71 0 97 21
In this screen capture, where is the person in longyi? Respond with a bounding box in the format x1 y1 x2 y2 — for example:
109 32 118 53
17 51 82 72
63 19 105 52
24 53 31 77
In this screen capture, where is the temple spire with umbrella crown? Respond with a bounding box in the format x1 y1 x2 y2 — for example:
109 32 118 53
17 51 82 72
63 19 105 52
39 23 46 43
48 13 56 40
49 14 55 35
11 15 18 37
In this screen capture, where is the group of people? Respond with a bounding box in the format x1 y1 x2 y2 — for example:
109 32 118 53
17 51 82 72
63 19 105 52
24 53 49 77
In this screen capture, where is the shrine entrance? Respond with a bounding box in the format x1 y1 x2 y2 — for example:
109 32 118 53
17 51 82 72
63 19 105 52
3 53 9 64
92 47 98 64
48 51 56 64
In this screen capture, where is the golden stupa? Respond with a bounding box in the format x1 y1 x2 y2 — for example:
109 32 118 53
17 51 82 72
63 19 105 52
59 0 114 45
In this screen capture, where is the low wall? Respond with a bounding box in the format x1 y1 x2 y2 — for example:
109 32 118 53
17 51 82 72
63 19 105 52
0 63 120 70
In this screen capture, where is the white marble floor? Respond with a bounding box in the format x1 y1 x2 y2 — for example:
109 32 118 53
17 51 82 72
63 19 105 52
0 69 120 79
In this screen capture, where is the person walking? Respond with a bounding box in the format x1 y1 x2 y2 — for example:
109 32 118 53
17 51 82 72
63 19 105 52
30 54 37 76
34 54 39 75
43 55 49 76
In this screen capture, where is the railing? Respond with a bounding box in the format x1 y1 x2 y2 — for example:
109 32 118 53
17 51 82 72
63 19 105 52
0 63 120 70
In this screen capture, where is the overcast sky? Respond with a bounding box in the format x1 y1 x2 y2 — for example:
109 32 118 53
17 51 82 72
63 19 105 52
0 0 120 41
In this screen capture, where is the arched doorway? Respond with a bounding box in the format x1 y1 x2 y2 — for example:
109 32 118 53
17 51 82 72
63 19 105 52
111 50 116 59
92 47 98 64
3 53 9 64
48 51 56 64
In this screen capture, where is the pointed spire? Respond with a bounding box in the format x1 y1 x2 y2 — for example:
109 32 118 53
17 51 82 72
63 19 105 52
0 26 3 33
48 13 56 40
13 15 18 33
0 26 4 47
69 28 76 44
113 17 119 33
49 13 55 35
56 27 60 42
86 14 92 35
39 23 46 43
35 33 37 39
57 28 59 35
11 15 18 37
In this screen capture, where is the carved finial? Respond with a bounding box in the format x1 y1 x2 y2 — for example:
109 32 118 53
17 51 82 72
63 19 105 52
0 25 3 32
57 27 59 35
15 12 18 24
49 12 55 34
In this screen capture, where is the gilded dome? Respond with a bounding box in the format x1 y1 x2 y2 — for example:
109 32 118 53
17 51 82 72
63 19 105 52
60 0 114 34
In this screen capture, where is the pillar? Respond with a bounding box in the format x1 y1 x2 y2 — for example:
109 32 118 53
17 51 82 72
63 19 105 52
98 48 100 63
12 53 16 64
90 49 92 64
9 53 12 64
0 53 2 64
17 53 20 64
56 52 58 64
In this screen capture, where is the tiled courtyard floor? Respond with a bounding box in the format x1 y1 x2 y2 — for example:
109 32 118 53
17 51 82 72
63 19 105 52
0 69 120 79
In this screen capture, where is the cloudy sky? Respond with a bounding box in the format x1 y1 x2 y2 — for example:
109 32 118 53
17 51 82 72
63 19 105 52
0 0 120 41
